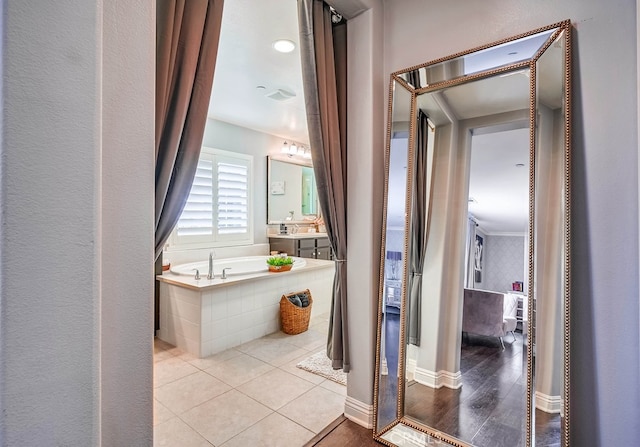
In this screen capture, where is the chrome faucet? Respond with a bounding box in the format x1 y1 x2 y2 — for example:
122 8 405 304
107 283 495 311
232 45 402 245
207 251 215 280
221 267 232 279
193 269 201 280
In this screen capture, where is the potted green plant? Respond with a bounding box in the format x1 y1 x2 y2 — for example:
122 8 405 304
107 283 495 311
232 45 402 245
266 255 294 273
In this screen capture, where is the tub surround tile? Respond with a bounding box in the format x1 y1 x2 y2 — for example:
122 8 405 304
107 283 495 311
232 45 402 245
169 293 200 325
158 260 334 359
236 368 315 410
200 295 212 326
220 412 314 447
227 295 243 317
154 416 212 447
155 371 231 415
181 389 271 446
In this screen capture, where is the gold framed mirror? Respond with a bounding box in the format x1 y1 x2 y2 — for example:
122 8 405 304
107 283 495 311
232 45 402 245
373 21 571 447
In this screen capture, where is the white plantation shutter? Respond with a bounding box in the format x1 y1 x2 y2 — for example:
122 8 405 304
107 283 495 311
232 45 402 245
217 161 248 234
172 148 253 247
176 159 214 236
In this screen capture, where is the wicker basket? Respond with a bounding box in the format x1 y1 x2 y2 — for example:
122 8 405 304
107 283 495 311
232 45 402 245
280 289 313 335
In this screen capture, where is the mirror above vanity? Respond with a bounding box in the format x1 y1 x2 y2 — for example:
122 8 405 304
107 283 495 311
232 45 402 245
374 21 572 447
267 156 319 224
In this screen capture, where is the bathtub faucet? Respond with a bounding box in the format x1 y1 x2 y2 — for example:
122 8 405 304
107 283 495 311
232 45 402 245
207 251 215 280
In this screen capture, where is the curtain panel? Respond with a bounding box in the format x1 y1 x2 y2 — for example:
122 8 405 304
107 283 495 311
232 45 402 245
155 0 224 259
408 111 433 346
297 0 349 372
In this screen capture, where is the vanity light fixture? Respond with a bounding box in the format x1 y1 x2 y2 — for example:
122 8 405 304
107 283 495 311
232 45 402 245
281 141 312 160
273 39 295 53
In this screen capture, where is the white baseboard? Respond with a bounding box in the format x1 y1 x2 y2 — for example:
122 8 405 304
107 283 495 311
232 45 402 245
406 358 417 381
535 391 563 414
414 367 462 389
344 396 373 429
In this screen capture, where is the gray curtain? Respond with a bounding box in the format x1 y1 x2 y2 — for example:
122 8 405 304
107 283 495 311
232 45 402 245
155 0 225 259
406 69 421 89
464 216 477 288
297 0 349 372
408 111 433 346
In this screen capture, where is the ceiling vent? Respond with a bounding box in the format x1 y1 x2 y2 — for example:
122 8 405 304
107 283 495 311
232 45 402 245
266 88 296 101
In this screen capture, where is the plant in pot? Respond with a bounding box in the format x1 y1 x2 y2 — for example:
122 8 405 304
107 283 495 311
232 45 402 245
266 255 294 273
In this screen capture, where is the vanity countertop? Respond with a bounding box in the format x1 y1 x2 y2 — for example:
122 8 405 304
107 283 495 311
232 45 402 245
268 233 328 239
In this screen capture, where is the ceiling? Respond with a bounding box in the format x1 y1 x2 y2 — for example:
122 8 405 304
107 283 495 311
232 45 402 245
210 2 554 236
209 0 309 145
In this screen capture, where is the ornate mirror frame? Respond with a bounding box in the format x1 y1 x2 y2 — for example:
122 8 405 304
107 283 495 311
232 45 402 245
373 21 572 447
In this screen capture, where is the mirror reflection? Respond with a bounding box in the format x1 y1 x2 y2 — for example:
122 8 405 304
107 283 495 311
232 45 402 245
403 73 530 447
376 79 412 433
374 22 571 447
533 29 567 446
267 157 319 223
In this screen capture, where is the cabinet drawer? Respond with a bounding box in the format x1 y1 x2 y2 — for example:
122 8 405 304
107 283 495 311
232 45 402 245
315 237 330 248
298 238 316 249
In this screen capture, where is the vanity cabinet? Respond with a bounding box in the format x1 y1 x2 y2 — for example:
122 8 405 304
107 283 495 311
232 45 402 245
269 236 333 260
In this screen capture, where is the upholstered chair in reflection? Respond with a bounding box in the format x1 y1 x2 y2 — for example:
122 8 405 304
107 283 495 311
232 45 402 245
462 288 518 350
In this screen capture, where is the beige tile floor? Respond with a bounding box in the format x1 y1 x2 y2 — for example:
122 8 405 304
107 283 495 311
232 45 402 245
153 313 346 447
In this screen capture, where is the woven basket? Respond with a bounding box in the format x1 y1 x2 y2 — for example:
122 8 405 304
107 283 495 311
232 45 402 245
280 289 313 335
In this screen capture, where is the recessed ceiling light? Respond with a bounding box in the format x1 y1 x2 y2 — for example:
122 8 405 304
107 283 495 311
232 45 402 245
273 39 295 53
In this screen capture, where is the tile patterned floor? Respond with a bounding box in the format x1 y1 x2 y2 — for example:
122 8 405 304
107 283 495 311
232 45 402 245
153 313 346 447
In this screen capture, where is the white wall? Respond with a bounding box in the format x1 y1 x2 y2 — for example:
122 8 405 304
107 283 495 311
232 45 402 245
344 0 385 426
0 1 154 445
378 1 639 445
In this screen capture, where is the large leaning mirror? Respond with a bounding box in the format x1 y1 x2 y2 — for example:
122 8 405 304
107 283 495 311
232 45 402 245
373 21 571 447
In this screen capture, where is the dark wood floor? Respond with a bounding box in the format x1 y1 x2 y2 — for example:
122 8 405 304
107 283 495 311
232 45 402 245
402 332 528 446
304 416 379 447
310 310 560 447
375 310 561 446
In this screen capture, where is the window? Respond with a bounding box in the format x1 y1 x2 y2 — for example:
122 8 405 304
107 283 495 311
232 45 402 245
171 147 253 248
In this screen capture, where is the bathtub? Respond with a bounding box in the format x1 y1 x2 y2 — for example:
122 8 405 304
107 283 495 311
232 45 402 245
157 255 334 358
170 255 307 277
